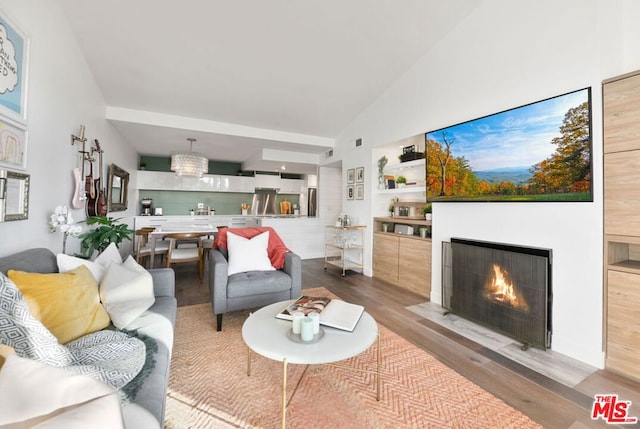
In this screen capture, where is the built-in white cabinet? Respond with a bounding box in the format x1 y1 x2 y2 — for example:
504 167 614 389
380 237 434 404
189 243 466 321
137 171 256 193
280 178 304 194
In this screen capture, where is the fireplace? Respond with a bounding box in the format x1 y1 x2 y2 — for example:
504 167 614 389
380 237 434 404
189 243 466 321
447 238 552 350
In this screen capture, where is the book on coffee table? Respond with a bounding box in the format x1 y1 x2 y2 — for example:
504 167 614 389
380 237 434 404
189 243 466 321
276 296 365 332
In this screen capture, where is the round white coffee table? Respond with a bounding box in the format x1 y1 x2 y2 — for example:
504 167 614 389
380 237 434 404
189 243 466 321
242 300 381 429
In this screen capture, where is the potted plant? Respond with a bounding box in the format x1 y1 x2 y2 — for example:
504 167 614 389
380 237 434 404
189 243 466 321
421 203 432 221
395 175 407 187
79 216 134 258
388 197 398 217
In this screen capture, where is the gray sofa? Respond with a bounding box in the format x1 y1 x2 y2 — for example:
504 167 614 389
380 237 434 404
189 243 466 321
0 248 177 429
209 247 301 331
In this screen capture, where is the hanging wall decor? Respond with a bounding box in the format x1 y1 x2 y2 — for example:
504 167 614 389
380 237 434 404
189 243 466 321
0 8 29 125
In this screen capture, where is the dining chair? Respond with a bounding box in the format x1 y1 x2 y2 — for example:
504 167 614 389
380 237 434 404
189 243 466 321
201 231 219 260
135 227 170 268
165 232 206 283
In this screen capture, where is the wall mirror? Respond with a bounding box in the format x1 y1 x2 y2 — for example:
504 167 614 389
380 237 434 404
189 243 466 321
0 169 30 221
107 164 129 212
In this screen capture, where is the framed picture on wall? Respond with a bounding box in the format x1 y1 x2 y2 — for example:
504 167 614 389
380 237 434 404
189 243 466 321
347 185 354 200
0 9 29 125
356 184 364 200
0 117 27 170
356 167 364 183
347 168 355 184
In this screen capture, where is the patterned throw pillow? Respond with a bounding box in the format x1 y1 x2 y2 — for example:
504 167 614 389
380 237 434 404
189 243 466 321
0 273 74 367
0 273 146 395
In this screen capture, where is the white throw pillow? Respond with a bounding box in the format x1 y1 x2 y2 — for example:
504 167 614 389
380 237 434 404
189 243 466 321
227 231 275 276
57 254 105 283
93 243 123 270
0 354 124 429
99 256 155 329
57 243 123 283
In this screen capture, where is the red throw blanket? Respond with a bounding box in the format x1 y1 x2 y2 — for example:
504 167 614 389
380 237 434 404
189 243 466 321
213 227 290 269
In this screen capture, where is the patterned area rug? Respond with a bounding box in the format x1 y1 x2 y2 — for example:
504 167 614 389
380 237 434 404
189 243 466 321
165 288 541 428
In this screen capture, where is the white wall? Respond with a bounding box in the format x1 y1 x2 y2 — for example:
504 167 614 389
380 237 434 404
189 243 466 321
0 0 138 257
332 0 640 368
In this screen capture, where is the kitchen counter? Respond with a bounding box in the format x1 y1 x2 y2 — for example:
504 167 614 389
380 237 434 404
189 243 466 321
134 215 324 259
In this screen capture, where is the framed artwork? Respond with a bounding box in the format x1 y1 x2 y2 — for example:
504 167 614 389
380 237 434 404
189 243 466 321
356 184 364 200
347 168 355 184
356 167 364 183
346 185 354 200
0 9 29 125
0 118 27 170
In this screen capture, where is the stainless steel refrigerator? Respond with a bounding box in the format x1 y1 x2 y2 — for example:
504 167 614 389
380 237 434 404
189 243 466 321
307 188 317 217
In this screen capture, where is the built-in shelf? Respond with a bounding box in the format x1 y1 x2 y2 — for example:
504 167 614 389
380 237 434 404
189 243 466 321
384 159 425 172
606 237 640 275
377 186 426 194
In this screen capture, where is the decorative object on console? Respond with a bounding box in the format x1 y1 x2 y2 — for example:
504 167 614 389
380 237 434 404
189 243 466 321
388 197 398 217
48 205 82 254
170 137 208 177
421 203 432 220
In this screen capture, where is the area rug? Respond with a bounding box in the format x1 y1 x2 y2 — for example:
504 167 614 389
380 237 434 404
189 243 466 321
165 288 541 428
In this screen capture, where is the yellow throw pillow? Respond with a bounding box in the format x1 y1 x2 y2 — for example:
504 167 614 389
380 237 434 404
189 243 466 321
7 265 111 344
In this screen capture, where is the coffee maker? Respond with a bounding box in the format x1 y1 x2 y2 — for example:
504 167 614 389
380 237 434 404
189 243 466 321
141 197 153 216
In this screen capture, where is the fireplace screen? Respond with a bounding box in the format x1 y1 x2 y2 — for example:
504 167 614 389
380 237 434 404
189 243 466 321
449 238 552 349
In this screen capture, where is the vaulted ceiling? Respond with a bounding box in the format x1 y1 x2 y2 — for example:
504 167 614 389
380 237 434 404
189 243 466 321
56 0 481 173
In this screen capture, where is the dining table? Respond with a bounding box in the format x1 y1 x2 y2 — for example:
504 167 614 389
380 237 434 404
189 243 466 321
147 224 218 268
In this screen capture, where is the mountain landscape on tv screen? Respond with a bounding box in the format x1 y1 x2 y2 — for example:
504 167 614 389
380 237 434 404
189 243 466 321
473 167 531 186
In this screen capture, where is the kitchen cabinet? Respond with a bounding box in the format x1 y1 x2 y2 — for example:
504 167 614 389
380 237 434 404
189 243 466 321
137 171 255 193
280 178 304 194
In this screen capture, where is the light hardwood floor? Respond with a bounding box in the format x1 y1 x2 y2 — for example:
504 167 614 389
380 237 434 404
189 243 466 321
172 258 640 429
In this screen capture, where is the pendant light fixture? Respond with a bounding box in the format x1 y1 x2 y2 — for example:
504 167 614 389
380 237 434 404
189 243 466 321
170 138 208 177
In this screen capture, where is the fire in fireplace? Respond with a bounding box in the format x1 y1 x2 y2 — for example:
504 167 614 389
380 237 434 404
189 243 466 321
485 264 530 313
448 238 552 350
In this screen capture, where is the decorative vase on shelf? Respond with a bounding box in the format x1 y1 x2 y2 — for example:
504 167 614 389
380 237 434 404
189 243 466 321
378 175 386 190
425 213 432 221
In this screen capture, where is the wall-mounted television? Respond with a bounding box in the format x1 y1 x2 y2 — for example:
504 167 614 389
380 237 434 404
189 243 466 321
425 87 592 202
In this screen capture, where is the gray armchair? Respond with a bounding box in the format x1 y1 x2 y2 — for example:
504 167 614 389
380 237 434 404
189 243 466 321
209 248 301 331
